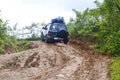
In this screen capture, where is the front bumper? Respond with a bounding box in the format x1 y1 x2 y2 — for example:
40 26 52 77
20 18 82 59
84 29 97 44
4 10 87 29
47 34 68 41
54 37 64 41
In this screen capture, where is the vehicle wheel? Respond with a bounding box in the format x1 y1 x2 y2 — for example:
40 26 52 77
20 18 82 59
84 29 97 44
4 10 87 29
64 39 68 44
45 38 49 43
41 32 44 42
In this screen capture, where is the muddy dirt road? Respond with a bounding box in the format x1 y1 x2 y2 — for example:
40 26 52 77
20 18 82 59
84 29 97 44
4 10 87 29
0 41 111 80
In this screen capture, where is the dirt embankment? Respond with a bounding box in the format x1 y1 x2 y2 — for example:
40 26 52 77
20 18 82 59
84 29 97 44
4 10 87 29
0 41 111 80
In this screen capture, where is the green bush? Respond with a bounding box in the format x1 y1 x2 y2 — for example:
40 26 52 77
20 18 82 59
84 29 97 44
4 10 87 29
111 57 120 80
67 1 120 79
0 15 18 54
17 40 30 52
67 0 120 56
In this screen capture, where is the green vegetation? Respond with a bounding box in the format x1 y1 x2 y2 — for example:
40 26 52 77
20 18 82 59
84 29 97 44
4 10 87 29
0 16 17 53
67 0 120 56
111 57 120 80
67 0 120 79
0 13 30 54
1 0 120 79
17 40 30 52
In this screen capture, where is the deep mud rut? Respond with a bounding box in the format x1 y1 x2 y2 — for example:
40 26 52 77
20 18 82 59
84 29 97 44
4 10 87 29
0 41 111 80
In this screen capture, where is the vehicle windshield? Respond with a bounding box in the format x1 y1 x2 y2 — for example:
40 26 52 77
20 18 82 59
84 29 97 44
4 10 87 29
50 23 67 31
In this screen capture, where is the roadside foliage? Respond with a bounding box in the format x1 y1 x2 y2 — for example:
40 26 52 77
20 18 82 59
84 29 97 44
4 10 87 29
0 14 29 53
0 0 120 79
67 0 120 80
67 0 120 56
0 16 17 53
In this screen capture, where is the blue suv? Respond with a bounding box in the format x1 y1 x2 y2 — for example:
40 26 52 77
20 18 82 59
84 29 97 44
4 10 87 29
41 17 69 44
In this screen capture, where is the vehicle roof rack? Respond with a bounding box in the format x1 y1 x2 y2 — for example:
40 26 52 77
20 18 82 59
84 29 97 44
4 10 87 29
51 17 65 24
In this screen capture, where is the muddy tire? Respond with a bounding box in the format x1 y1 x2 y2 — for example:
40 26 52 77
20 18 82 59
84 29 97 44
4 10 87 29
64 39 68 44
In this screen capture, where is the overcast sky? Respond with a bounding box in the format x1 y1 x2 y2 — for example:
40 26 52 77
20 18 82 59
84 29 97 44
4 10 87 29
0 0 103 29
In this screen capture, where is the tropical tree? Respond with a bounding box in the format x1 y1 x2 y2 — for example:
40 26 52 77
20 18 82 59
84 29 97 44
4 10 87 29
67 0 120 56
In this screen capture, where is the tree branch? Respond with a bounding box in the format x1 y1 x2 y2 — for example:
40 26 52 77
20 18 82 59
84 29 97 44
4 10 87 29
115 1 120 12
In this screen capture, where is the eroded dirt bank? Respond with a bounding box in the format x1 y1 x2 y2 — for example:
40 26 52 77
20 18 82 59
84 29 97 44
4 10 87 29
0 41 111 80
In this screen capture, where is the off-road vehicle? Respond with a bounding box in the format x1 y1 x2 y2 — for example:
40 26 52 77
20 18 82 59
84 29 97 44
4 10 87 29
41 17 69 44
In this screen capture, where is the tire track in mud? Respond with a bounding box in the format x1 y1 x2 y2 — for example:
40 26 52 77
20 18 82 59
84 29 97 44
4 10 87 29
0 41 111 80
45 44 84 80
31 43 84 80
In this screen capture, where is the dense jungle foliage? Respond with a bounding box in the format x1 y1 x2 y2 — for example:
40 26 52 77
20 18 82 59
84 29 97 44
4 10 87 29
67 0 120 56
67 0 120 79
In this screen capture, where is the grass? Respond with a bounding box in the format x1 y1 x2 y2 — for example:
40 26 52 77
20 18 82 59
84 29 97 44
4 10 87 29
111 57 120 80
17 40 30 52
0 39 31 54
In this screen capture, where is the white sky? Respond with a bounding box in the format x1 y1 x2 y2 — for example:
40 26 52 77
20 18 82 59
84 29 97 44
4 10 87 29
0 0 103 29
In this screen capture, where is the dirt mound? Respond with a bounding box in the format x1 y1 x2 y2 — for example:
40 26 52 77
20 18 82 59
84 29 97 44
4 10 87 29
3 45 16 54
0 41 111 80
28 42 39 49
